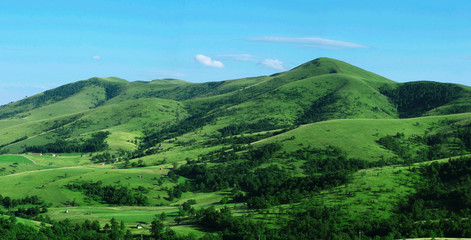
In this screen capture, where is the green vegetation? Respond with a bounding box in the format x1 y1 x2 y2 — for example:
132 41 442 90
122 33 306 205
25 131 110 153
381 81 471 118
0 155 33 164
65 181 149 206
0 57 471 239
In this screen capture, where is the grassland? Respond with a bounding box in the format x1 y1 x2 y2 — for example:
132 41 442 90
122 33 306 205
0 113 463 235
258 112 471 161
1 58 471 238
0 155 34 164
0 151 423 236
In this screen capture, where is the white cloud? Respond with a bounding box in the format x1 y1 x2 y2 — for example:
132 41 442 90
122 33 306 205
247 36 369 49
217 54 257 62
260 59 286 71
92 56 101 60
195 54 224 68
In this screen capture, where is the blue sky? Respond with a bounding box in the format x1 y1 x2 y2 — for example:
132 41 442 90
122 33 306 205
1 0 470 105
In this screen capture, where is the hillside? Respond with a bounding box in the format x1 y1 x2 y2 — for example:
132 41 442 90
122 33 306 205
1 57 471 239
1 58 470 154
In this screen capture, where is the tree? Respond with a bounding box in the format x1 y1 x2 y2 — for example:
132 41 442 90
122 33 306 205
3 196 12 209
150 218 165 239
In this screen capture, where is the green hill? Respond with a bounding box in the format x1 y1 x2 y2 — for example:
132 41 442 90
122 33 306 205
1 57 471 239
1 57 469 154
257 112 471 161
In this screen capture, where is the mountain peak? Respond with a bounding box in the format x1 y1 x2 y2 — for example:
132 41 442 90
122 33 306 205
286 57 396 87
292 57 342 73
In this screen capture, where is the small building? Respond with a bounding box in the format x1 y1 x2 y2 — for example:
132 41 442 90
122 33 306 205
137 223 143 229
99 162 105 166
52 154 56 157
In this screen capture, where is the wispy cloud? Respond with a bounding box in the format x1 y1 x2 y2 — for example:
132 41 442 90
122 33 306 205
92 56 101 60
217 54 257 62
195 54 224 68
247 36 369 49
260 59 286 71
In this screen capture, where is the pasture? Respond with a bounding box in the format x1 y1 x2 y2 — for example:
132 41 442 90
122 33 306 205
0 155 34 164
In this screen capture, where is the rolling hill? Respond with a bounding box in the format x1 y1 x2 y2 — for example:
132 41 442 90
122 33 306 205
1 57 470 158
1 57 471 239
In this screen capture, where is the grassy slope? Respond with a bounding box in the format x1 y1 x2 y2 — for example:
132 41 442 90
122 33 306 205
319 164 419 220
2 58 470 156
23 85 106 121
0 83 108 148
171 58 399 153
126 59 470 166
2 97 187 153
256 112 471 161
0 155 34 164
143 112 469 170
104 79 192 105
74 97 187 151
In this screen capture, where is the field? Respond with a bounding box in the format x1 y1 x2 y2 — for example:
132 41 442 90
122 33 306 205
0 148 424 236
0 155 35 164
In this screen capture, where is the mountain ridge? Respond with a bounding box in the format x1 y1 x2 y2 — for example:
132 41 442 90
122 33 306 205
0 57 470 155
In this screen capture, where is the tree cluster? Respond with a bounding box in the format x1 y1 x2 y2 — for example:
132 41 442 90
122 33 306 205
0 215 133 240
0 195 43 210
377 123 471 163
65 181 148 206
296 91 342 124
177 143 350 209
380 81 462 118
217 120 285 137
25 131 110 153
140 113 214 150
